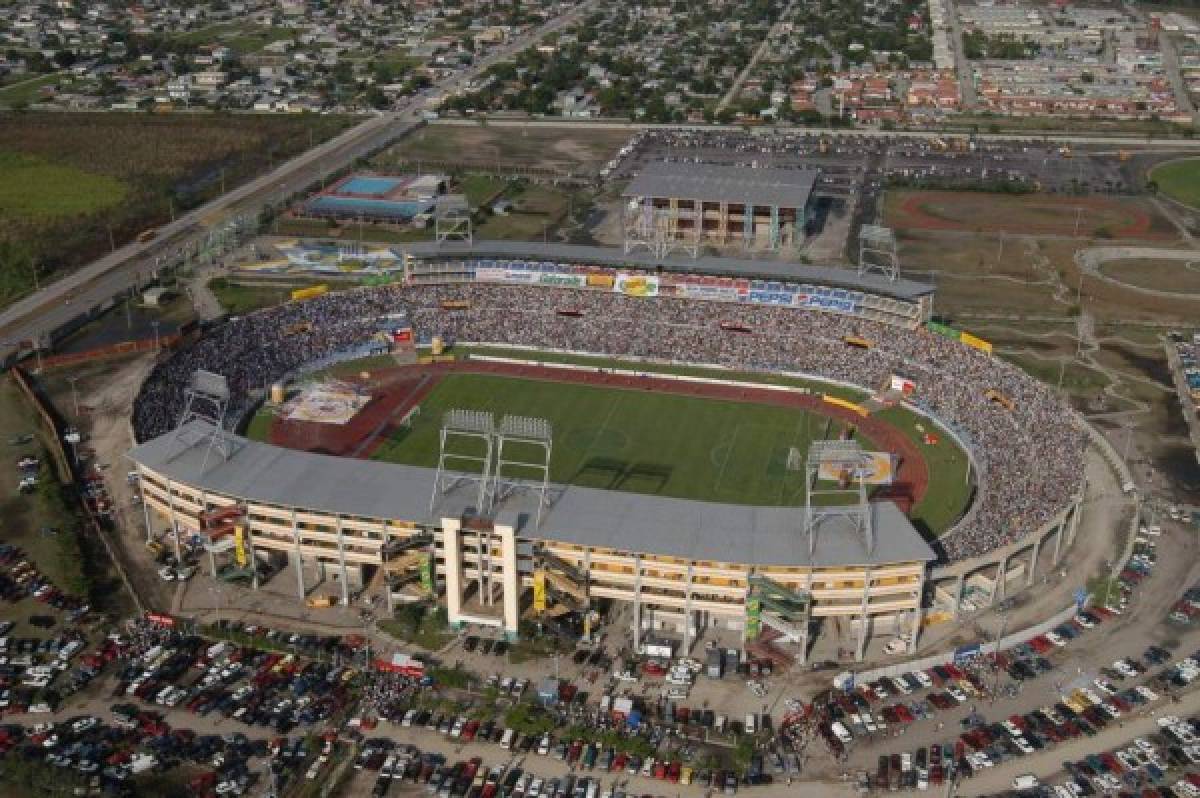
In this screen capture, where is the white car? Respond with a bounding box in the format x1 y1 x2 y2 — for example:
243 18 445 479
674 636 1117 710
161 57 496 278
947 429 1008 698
946 685 967 703
157 566 176 582
914 671 933 689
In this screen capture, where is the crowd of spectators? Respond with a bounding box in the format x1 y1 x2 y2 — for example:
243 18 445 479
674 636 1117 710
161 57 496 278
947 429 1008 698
132 278 1087 564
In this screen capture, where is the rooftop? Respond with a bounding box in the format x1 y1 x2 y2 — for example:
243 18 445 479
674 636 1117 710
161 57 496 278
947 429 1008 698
397 240 935 302
623 161 819 209
130 421 936 568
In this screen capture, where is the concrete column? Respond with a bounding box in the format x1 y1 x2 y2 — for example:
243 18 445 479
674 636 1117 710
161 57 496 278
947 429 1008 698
497 522 520 638
138 469 154 544
1027 537 1041 587
953 573 965 618
990 557 1007 605
909 569 927 654
164 477 182 565
1067 498 1082 547
442 519 464 625
683 563 694 653
856 568 872 661
633 555 643 652
335 517 350 606
291 510 305 600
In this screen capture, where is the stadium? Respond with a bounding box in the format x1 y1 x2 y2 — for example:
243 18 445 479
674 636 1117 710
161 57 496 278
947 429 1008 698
127 243 1087 663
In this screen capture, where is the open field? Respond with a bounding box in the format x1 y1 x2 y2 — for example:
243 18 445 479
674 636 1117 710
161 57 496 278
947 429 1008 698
1150 158 1200 210
1098 257 1200 295
885 190 1176 239
373 125 630 176
476 184 574 240
0 73 64 108
0 152 128 219
0 112 353 310
208 277 342 316
173 23 299 54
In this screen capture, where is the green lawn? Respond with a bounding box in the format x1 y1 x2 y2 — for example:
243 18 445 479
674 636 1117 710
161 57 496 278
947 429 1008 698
208 277 338 315
0 73 63 108
0 151 128 219
1151 158 1200 210
453 347 970 534
372 372 866 508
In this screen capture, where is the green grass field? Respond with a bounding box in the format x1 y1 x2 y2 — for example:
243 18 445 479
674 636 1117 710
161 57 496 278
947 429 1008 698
0 151 128 219
372 373 856 507
1151 158 1200 209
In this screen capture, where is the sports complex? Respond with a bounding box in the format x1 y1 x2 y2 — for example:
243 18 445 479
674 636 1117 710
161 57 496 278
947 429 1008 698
127 242 1089 663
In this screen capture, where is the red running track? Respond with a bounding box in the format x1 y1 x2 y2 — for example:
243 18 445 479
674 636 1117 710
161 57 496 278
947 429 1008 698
267 360 930 512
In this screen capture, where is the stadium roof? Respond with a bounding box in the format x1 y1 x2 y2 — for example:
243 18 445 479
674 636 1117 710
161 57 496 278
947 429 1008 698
397 241 935 302
129 422 936 568
623 162 819 209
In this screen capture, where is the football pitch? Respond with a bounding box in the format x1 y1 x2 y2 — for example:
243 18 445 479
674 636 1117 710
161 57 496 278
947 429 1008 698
370 373 868 508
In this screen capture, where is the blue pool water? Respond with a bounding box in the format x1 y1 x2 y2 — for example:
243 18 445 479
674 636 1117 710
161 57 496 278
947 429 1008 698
338 176 404 196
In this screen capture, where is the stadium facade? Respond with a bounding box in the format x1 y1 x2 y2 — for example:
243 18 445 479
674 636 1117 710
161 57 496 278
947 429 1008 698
622 162 819 255
127 242 1086 663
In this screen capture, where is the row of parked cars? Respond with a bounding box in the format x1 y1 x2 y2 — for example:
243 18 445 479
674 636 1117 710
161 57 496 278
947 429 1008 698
1052 714 1200 797
114 632 357 734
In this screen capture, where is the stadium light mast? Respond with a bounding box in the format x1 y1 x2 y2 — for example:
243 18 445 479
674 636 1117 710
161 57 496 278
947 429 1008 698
802 440 874 557
173 370 238 473
857 224 900 282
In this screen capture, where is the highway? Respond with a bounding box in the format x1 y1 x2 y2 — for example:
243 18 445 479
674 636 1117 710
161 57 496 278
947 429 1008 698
0 0 597 361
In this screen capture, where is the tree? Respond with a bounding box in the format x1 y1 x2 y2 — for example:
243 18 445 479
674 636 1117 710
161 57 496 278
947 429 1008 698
53 50 76 69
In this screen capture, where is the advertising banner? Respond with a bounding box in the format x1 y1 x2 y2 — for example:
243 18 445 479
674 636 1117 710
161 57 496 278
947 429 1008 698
928 321 960 339
538 273 587 288
744 596 762 640
233 524 248 568
420 553 435 593
960 331 993 355
476 267 508 282
803 293 857 313
889 374 917 395
747 289 796 306
817 451 895 485
586 273 615 289
822 394 870 417
533 571 547 613
613 274 658 298
290 284 329 301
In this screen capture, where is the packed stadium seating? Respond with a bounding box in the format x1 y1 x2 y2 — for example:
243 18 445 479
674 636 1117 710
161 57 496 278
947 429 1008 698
132 280 1086 564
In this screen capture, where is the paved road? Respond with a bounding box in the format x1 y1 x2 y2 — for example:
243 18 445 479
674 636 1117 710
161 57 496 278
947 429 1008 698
0 0 597 362
941 0 978 110
715 0 799 113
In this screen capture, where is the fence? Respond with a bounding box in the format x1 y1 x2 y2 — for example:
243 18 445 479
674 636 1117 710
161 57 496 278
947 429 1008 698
37 335 181 372
10 368 146 615
10 367 73 485
848 602 1081 683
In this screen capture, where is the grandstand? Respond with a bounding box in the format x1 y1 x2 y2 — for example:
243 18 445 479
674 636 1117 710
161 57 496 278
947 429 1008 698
128 243 1086 662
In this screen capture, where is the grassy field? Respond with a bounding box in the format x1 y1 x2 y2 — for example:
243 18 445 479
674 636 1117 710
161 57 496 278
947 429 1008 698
1151 158 1200 210
0 112 354 311
0 73 64 108
1098 257 1200 294
476 184 573 240
208 277 341 316
375 125 630 175
885 190 1174 239
371 372 866 507
174 23 298 54
0 151 128 219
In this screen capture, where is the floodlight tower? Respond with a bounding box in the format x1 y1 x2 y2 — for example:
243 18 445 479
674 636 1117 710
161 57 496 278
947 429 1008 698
858 224 900 281
173 370 237 472
803 440 874 557
429 409 495 515
490 414 554 527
